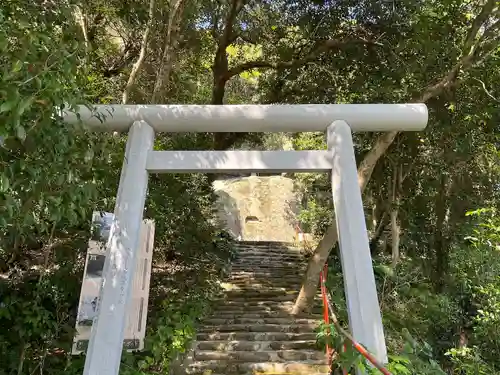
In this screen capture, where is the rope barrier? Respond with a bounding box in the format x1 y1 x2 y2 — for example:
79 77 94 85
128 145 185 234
294 223 392 375
319 264 335 366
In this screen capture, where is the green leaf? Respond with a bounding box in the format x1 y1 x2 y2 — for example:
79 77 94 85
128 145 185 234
0 100 16 114
1 88 20 114
16 126 26 141
374 264 394 277
12 60 23 72
18 96 34 116
0 173 9 192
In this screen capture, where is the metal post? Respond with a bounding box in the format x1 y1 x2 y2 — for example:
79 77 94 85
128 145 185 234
327 121 388 370
83 120 155 375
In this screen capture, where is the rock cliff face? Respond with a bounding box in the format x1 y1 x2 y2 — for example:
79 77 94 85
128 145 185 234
213 176 299 242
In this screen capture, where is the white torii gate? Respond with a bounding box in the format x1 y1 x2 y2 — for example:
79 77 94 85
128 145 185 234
64 104 428 375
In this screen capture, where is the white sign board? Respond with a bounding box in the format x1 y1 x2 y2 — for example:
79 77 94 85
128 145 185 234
72 211 155 354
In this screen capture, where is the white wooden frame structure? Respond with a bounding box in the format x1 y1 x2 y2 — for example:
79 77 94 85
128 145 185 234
64 104 428 375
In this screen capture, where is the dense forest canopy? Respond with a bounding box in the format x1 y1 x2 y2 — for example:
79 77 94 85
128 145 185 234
0 0 500 374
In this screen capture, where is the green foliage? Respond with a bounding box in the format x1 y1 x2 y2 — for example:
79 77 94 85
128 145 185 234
1 0 500 374
315 206 500 374
0 264 85 374
317 322 449 374
446 208 500 371
0 0 114 265
0 3 234 374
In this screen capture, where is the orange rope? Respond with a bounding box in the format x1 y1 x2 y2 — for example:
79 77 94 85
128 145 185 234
324 292 392 375
295 223 391 375
320 265 335 366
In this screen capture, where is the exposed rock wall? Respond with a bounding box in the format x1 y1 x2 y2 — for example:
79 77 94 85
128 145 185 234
213 176 299 242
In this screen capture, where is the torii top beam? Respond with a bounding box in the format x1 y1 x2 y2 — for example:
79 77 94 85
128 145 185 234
63 104 428 133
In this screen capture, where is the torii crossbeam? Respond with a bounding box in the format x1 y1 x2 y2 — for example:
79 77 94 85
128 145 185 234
63 104 428 375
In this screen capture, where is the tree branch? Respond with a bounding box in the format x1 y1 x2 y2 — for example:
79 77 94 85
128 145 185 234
122 0 156 104
220 0 246 48
472 77 500 102
74 6 89 50
151 0 185 103
462 0 497 55
225 38 379 80
479 19 500 43
211 0 247 105
237 32 259 45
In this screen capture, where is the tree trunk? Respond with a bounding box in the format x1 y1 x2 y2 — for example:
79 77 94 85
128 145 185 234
212 74 228 105
210 0 245 150
369 210 388 256
390 210 400 266
291 131 398 315
122 0 156 104
390 164 401 267
75 6 89 50
211 0 244 106
433 173 452 291
150 0 185 103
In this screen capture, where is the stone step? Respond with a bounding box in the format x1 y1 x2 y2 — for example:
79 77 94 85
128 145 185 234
198 322 319 333
226 279 303 286
186 373 326 375
230 268 303 274
231 265 304 271
223 283 302 290
233 253 303 259
233 262 304 268
223 278 301 285
224 286 303 293
234 249 303 256
193 349 326 362
219 295 300 303
228 274 301 279
223 285 302 292
233 251 305 258
223 289 298 298
230 266 305 272
233 253 304 259
186 372 326 375
204 317 319 326
210 311 323 320
229 271 304 278
231 263 304 269
185 360 329 374
212 305 323 315
196 340 319 352
235 240 298 247
234 251 303 257
224 284 302 291
220 294 322 303
230 271 304 278
233 258 303 263
228 274 302 281
216 300 322 309
196 331 318 342
211 311 323 320
229 268 303 273
234 256 304 263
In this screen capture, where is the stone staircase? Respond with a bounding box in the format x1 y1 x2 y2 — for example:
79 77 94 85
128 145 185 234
180 241 329 375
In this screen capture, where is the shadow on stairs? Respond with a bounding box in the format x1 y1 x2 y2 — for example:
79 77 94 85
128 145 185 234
171 241 329 375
